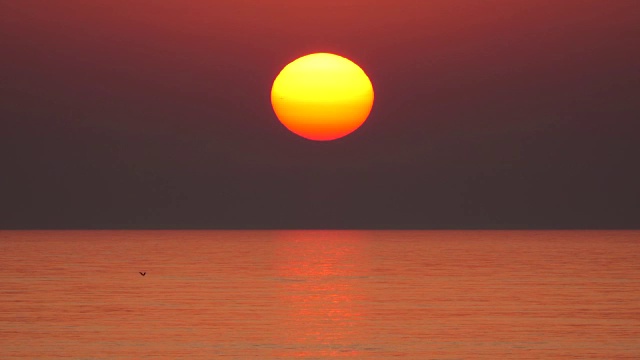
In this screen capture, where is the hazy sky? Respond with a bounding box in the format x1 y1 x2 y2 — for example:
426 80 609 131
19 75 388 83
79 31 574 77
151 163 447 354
2 0 639 229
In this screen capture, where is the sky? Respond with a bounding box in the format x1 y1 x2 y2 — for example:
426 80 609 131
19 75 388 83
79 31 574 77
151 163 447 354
1 0 639 229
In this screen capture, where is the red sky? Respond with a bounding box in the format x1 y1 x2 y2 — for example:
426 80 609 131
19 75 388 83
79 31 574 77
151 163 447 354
1 1 639 228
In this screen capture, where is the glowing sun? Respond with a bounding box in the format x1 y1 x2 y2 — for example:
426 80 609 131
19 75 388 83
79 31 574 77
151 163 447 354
271 53 374 141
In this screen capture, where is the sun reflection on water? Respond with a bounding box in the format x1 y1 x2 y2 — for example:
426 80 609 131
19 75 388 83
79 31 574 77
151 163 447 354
272 230 371 358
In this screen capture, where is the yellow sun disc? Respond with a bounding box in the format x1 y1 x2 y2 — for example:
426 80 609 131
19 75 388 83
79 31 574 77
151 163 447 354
271 53 374 141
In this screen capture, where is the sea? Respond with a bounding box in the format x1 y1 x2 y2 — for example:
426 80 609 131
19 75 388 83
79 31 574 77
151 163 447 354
1 230 639 359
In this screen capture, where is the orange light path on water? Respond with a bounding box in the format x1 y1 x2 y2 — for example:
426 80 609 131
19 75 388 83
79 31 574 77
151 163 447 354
272 230 371 357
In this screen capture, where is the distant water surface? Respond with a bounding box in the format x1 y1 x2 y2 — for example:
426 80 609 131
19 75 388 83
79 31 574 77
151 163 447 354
1 230 639 359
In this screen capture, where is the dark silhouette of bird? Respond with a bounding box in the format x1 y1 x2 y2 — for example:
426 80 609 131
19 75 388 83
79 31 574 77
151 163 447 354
139 272 146 276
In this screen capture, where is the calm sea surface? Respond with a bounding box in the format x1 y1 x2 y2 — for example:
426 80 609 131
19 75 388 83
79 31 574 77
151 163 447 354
1 230 639 359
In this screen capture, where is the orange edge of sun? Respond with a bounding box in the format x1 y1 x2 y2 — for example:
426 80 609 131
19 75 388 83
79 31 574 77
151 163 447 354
271 53 374 141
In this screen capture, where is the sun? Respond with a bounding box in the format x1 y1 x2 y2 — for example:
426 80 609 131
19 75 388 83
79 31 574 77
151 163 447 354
271 53 374 141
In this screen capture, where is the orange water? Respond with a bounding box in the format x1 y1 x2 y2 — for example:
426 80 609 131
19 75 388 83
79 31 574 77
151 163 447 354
1 230 639 359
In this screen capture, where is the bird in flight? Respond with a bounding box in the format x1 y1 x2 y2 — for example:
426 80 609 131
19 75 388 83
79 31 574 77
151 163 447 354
139 272 146 276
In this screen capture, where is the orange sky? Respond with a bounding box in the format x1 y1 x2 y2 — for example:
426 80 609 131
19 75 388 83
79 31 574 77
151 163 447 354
1 1 639 228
